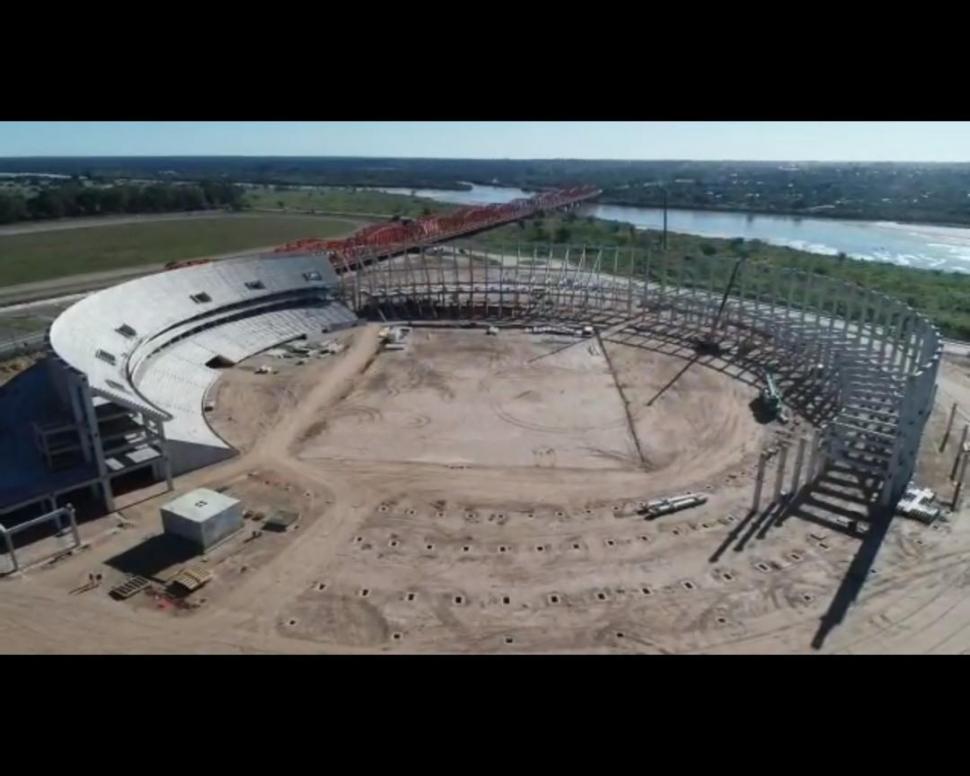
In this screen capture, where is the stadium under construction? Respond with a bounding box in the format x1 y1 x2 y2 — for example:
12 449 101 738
0 185 964 655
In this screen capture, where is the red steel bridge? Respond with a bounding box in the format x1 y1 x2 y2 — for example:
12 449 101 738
272 185 601 273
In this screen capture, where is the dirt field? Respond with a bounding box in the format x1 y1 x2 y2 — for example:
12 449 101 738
295 330 766 479
4 324 970 654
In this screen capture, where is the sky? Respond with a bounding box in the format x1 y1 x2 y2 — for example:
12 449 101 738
1 122 969 162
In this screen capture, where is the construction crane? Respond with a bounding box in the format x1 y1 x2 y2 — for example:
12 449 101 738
694 255 748 356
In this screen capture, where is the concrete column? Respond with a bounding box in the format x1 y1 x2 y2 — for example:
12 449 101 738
642 248 651 312
657 248 667 322
953 451 970 510
626 248 634 316
774 444 789 503
752 452 767 513
706 256 717 332
790 436 808 495
66 504 80 547
452 244 462 317
941 402 958 452
807 429 823 481
610 248 620 312
674 254 686 325
0 525 17 574
950 426 969 481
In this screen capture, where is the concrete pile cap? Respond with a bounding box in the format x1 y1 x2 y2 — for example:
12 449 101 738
163 488 240 522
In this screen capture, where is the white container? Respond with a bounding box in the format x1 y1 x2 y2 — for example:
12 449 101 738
161 488 243 551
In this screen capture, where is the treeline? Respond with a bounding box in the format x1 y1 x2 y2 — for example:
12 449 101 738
6 157 970 226
0 180 246 224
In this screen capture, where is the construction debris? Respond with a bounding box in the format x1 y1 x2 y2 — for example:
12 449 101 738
635 493 708 520
898 485 942 524
109 575 151 600
263 509 301 532
168 566 214 595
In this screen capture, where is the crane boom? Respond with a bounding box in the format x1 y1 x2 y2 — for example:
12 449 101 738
695 254 748 355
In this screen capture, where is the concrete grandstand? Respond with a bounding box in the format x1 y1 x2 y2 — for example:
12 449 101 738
0 253 355 517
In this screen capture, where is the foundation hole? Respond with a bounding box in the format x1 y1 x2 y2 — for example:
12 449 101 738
462 545 470 553
426 543 434 551
287 619 297 626
572 543 581 550
641 586 652 596
454 595 464 605
606 539 615 547
802 593 814 603
615 632 625 639
499 545 508 553
389 540 399 548
407 509 416 516
716 616 728 625
317 583 327 591
818 541 830 550
722 573 734 582
549 594 560 605
360 588 371 597
354 536 363 543
406 592 415 602
597 592 607 601
505 636 515 645
502 596 511 605
556 511 565 518
536 545 545 552
682 581 696 591
392 632 402 641
672 529 681 536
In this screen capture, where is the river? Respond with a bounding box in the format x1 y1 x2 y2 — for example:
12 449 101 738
377 184 970 274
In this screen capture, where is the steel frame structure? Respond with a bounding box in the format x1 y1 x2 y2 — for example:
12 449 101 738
346 243 941 511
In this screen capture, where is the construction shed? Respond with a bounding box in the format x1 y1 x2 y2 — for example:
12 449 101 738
161 488 243 551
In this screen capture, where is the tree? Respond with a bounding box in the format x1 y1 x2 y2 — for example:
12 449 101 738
554 225 571 243
701 243 716 256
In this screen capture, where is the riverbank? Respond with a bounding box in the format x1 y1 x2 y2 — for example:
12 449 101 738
596 194 970 231
465 210 970 341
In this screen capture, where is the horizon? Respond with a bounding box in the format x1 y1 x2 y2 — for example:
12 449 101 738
3 154 970 164
2 122 970 161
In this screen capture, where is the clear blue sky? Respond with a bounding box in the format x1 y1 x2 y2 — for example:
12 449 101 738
1 122 969 161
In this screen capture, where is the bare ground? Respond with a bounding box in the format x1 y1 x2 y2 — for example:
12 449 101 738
4 325 970 654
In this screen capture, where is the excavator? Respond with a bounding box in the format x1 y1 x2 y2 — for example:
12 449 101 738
757 369 790 423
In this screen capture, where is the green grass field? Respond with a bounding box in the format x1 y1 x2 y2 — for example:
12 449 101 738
0 214 356 287
245 186 457 218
